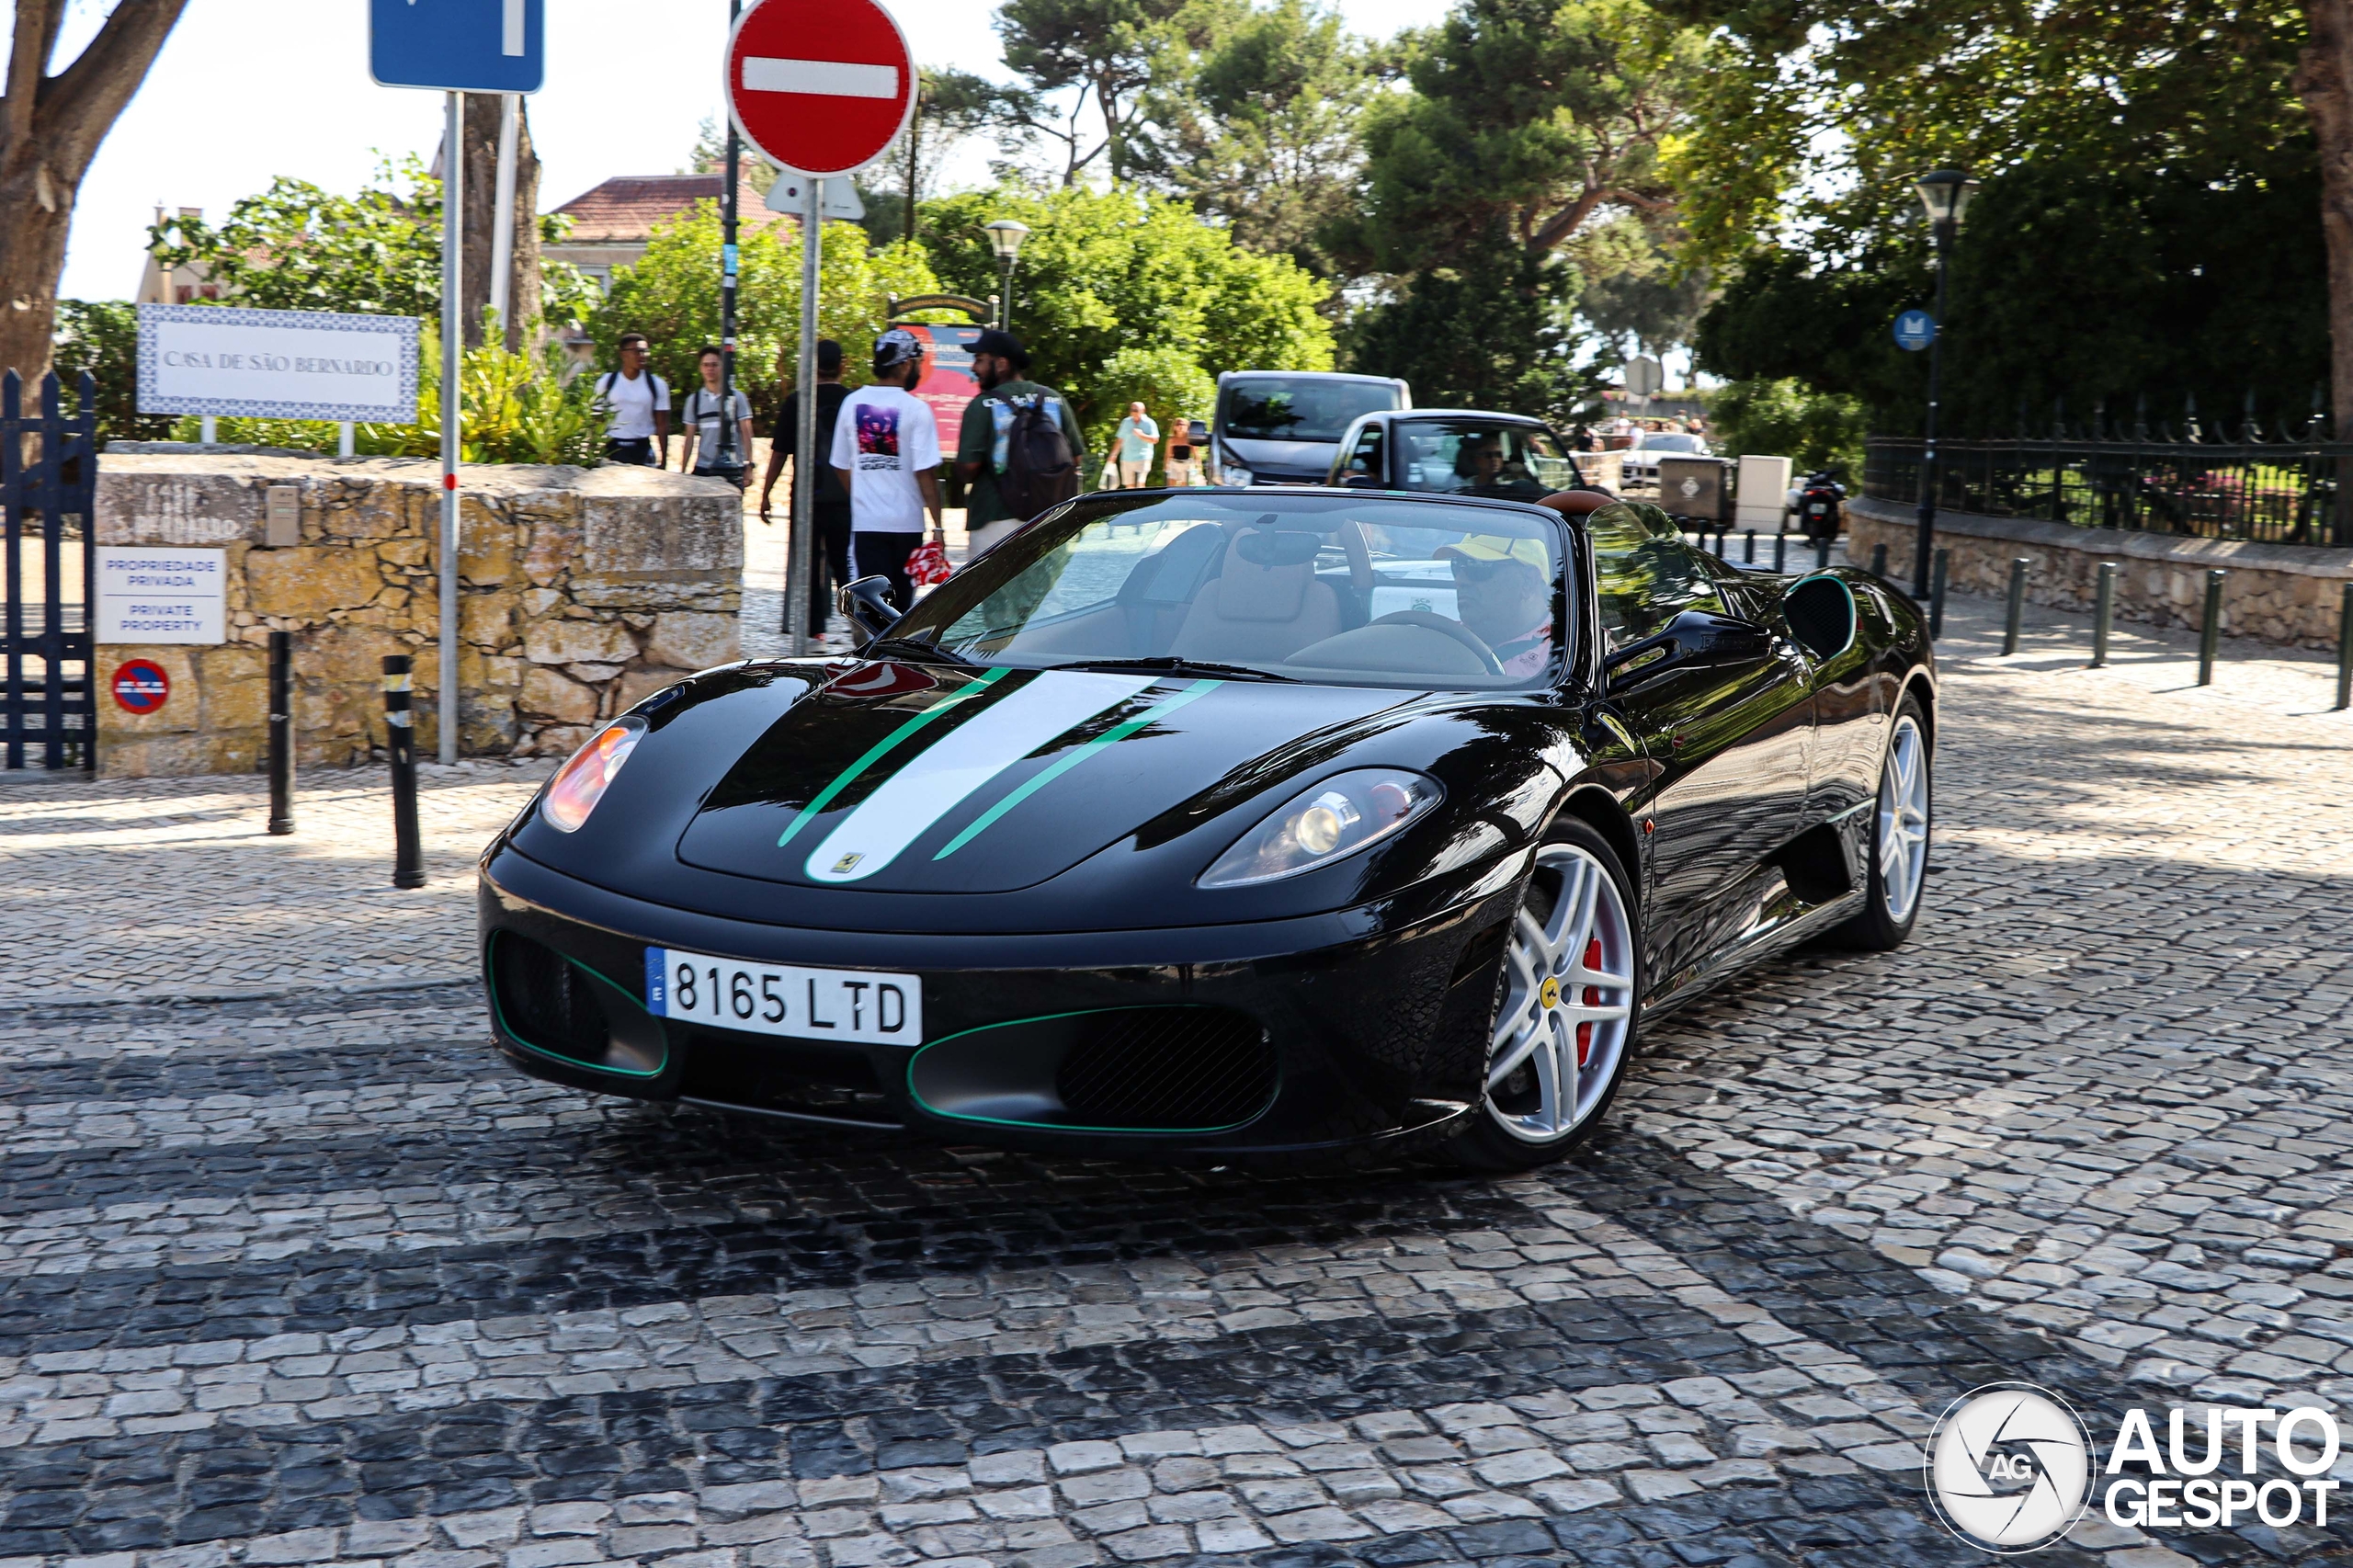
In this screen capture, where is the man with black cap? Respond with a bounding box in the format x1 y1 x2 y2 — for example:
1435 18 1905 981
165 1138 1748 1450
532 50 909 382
829 327 944 614
954 328 1087 559
760 338 852 640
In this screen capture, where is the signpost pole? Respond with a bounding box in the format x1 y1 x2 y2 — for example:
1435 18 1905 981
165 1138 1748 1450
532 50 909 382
439 89 463 766
720 0 744 476
490 93 519 339
790 176 821 657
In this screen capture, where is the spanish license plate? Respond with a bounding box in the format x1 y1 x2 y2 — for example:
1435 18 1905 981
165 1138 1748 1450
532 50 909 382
643 948 922 1046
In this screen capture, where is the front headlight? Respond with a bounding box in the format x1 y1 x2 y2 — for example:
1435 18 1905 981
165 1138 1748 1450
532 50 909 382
1216 451 1255 486
1199 768 1442 888
541 716 646 832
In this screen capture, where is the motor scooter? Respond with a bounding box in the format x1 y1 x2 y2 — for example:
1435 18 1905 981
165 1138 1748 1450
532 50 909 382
1786 468 1847 543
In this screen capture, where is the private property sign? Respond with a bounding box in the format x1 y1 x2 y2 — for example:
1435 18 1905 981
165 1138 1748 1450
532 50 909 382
96 548 227 646
725 0 916 177
138 304 421 425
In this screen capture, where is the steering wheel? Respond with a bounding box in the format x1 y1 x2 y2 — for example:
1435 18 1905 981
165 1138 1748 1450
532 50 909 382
1369 610 1507 676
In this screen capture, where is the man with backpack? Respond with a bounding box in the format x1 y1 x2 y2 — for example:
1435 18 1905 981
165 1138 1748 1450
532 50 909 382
594 333 671 467
760 339 853 639
954 329 1086 559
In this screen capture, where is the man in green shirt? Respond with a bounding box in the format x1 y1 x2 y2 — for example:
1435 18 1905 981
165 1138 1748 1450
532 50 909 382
954 329 1089 559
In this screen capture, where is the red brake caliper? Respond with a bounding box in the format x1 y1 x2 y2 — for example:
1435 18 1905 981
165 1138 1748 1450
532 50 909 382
1577 937 1604 1065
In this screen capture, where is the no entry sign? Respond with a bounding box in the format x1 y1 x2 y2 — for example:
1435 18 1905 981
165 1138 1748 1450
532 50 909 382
112 660 170 715
725 0 915 177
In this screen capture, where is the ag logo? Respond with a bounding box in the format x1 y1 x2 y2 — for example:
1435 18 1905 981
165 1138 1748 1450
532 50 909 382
1926 1382 2095 1553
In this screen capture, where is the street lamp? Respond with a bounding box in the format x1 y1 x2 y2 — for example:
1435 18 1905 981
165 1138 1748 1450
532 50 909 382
983 219 1030 331
1909 167 1979 597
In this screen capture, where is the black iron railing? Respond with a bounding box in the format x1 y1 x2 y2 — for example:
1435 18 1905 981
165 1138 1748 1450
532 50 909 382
3 370 98 770
1864 422 2353 547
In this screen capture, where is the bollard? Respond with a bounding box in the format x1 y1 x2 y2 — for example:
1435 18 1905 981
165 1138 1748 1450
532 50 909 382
1929 549 1949 640
267 631 294 835
2198 569 2224 686
1870 542 1888 577
1714 528 1728 557
1773 532 1786 572
2091 562 2116 669
1744 529 1756 564
2338 582 2353 710
383 655 425 890
1814 533 1832 571
2002 558 2029 654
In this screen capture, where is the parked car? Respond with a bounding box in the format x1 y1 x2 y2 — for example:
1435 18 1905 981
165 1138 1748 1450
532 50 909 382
1327 410 1583 502
1619 430 1712 488
480 485 1935 1171
1210 371 1411 486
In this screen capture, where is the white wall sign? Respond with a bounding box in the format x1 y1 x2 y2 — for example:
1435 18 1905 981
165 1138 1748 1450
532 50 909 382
97 548 227 645
138 304 420 424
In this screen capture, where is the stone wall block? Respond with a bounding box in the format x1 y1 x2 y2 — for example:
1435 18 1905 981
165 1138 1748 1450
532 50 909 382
196 643 267 735
520 665 601 724
645 611 741 671
614 667 688 714
245 546 388 620
524 618 638 666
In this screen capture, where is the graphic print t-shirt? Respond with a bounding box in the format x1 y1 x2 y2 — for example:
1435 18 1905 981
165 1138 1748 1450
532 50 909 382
830 385 941 533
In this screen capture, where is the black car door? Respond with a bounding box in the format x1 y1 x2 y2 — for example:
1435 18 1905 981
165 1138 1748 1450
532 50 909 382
1584 504 1815 995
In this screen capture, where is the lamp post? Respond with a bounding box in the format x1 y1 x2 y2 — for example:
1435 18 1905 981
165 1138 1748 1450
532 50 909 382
983 219 1030 331
1910 167 1978 598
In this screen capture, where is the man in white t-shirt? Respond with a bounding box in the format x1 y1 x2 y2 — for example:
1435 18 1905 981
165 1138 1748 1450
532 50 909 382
830 329 943 613
595 333 673 467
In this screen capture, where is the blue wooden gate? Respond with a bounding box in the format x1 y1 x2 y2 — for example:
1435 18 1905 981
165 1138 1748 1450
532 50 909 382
2 371 98 770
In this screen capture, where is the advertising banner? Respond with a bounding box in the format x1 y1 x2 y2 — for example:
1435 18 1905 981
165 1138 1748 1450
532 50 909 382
901 324 985 454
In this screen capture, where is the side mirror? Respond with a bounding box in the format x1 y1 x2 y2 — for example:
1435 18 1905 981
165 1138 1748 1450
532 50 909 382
1605 609 1771 690
835 575 899 643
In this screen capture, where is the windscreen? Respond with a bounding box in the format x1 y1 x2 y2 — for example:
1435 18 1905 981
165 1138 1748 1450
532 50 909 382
890 493 1567 690
1638 433 1705 454
1222 378 1402 444
1387 420 1578 501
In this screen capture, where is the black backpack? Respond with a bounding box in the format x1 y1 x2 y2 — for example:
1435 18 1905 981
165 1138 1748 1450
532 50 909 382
998 395 1080 519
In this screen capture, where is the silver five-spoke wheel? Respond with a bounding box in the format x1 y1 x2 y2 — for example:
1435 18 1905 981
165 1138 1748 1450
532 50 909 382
1483 842 1636 1145
1877 713 1929 923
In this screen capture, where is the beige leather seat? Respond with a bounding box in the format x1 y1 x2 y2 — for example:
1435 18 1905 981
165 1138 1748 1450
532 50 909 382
1169 529 1344 664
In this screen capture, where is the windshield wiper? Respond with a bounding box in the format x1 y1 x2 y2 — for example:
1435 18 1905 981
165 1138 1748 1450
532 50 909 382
1062 656 1297 683
861 637 986 671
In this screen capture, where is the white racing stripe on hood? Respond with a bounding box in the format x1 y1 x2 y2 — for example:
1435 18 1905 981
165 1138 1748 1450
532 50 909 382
803 671 1158 883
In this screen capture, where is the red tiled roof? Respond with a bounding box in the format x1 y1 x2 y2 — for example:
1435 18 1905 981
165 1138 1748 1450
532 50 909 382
551 166 793 244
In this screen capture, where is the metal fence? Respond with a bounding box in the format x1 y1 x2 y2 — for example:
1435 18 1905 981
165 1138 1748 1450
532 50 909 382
3 370 98 770
1864 423 2353 547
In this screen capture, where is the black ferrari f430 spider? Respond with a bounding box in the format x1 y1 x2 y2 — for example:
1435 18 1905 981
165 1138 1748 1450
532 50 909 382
479 487 1934 1170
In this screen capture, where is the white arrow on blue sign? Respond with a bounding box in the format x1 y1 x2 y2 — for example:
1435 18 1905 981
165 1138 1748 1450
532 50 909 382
371 0 545 94
1893 309 1938 352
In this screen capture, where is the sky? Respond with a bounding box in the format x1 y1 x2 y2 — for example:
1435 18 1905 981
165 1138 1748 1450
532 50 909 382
58 0 1455 303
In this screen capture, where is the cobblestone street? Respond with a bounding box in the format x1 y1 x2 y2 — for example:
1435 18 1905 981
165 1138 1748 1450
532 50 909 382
4 586 2352 1568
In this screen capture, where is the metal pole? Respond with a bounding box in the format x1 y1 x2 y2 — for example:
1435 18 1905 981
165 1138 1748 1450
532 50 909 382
2336 581 2352 710
384 655 425 889
1000 256 1016 331
1743 529 1755 564
1773 532 1786 572
1913 222 1950 597
489 93 519 342
789 176 822 656
2002 557 2027 654
267 631 294 835
338 423 355 460
904 77 922 248
719 11 743 474
2091 562 2115 668
1929 548 1949 640
1814 533 1831 572
2198 569 2224 686
1870 542 1888 577
439 90 463 766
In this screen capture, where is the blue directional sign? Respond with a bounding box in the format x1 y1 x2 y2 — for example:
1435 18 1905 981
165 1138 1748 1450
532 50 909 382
1893 309 1938 352
371 0 545 94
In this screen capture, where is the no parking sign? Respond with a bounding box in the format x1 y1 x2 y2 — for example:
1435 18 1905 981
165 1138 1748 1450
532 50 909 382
112 659 170 715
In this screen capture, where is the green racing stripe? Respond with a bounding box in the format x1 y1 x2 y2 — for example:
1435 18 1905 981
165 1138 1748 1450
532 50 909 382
774 668 1010 849
931 679 1222 862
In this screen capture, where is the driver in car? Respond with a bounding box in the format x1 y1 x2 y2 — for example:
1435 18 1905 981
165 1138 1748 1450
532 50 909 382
1438 535 1554 676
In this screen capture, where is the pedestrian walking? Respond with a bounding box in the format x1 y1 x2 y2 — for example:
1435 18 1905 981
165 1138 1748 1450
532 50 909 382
681 347 756 488
760 338 853 639
830 328 944 614
593 333 671 467
953 328 1086 559
1165 415 1203 487
1114 402 1160 488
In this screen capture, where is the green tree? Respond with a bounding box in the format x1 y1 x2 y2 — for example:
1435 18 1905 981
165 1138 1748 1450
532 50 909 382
994 0 1196 183
52 300 171 444
587 202 940 426
1707 377 1867 474
858 68 1039 246
920 183 1335 432
1086 345 1218 479
1571 213 1714 362
1346 222 1599 423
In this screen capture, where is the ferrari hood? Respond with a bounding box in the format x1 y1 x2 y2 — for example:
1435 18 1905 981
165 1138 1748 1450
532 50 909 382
676 663 1412 893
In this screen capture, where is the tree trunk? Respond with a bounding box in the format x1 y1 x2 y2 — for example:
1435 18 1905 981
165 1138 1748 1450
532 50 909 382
0 0 190 382
2300 0 2353 435
459 94 542 352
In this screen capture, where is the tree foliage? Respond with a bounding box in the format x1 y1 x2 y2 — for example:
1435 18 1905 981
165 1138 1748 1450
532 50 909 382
919 183 1335 431
1706 377 1866 475
994 0 1197 183
52 299 170 443
1346 224 1599 424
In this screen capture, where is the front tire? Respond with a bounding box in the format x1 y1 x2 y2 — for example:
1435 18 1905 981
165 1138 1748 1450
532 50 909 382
1828 695 1931 950
1446 820 1642 1173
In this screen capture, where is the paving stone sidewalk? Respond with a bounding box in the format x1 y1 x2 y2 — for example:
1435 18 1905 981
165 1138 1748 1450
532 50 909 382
1 588 2350 1567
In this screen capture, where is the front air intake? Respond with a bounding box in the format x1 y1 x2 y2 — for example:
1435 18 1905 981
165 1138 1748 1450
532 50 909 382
909 1006 1278 1134
487 933 665 1075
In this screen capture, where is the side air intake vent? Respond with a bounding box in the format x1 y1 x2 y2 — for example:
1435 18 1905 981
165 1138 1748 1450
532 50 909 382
909 1006 1278 1134
488 933 665 1075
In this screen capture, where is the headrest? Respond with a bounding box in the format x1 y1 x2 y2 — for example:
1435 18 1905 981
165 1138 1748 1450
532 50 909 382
1234 526 1322 567
1215 530 1314 620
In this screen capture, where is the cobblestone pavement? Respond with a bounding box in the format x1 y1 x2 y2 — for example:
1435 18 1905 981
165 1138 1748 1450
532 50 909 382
3 585 2352 1568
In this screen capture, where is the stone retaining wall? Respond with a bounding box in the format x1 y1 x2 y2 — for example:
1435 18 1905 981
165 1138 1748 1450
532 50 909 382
97 456 744 777
1847 495 2353 650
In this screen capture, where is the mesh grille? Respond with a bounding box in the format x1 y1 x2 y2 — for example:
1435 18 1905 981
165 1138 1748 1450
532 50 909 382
490 934 611 1062
1053 1008 1276 1131
683 1033 898 1126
